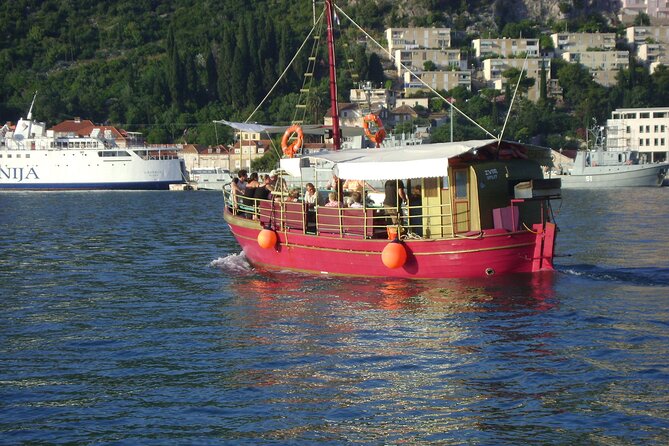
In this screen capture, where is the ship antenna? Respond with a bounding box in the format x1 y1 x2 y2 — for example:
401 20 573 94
325 0 341 150
27 91 38 120
497 55 528 144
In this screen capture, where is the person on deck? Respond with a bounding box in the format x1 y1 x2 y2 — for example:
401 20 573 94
303 183 317 208
348 191 363 208
383 179 406 225
324 192 341 207
253 175 272 201
343 179 377 194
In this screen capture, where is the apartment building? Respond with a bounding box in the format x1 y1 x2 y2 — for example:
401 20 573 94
349 84 396 110
625 25 669 47
402 70 472 95
385 27 451 54
637 43 669 70
472 38 540 59
606 107 669 162
561 50 629 86
394 49 465 76
482 58 550 101
620 0 669 21
551 32 616 54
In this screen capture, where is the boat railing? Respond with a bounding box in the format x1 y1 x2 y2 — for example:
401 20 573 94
223 188 451 240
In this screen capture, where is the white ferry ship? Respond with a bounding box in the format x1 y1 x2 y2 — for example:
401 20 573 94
0 98 186 190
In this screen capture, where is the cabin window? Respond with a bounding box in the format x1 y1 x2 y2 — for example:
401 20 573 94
454 170 468 199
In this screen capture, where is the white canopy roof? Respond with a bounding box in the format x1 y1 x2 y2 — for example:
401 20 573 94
281 140 497 180
214 119 365 137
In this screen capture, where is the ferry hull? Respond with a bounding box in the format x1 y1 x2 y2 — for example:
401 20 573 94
0 181 177 190
0 151 185 191
225 210 555 279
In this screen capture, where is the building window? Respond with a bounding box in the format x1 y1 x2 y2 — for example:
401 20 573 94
646 125 650 132
640 125 644 132
646 138 650 145
662 138 665 145
655 125 659 132
655 138 659 145
626 126 630 133
640 139 644 146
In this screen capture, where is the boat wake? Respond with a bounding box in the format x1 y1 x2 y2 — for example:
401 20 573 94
210 252 254 273
558 264 669 287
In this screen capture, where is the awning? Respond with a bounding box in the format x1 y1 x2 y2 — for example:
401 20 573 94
213 120 365 137
280 139 553 181
282 140 496 180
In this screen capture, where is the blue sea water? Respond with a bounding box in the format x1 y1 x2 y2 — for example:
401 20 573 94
1 189 668 445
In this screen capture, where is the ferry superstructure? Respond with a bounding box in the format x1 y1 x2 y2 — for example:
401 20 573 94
0 101 186 190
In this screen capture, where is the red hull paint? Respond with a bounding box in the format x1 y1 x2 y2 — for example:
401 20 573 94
225 212 555 279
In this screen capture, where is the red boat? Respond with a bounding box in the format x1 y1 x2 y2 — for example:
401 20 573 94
221 0 561 279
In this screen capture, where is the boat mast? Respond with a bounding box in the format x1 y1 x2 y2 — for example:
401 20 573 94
325 0 341 150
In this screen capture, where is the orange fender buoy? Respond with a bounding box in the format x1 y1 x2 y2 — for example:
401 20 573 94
257 228 277 249
363 113 386 147
281 124 304 158
381 240 407 269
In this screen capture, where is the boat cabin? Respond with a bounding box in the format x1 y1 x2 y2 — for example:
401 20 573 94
224 139 559 241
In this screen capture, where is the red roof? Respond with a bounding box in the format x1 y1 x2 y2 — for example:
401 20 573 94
50 119 96 136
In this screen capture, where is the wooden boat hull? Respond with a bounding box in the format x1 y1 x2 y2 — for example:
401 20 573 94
224 209 556 279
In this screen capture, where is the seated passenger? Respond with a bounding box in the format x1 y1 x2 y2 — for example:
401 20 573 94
253 175 272 200
324 192 341 207
348 191 363 208
286 188 301 202
303 183 317 208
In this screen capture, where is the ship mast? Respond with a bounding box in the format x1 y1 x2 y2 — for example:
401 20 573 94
325 0 341 150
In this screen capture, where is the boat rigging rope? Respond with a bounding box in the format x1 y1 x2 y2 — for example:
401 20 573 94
245 9 326 125
334 4 496 140
498 54 528 143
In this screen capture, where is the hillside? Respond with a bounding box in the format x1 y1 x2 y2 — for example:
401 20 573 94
0 0 661 149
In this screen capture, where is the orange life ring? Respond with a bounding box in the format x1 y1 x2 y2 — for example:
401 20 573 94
363 113 386 147
281 124 304 158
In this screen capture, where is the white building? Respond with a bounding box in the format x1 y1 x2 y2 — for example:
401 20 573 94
472 38 540 59
394 49 465 76
482 58 550 101
606 107 669 162
561 50 629 86
349 83 396 110
385 27 451 55
402 70 472 95
551 32 616 54
620 0 669 21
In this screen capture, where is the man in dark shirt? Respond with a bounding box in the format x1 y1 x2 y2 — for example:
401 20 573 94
383 179 407 225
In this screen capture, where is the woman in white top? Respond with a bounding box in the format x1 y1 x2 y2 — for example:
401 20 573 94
303 183 317 208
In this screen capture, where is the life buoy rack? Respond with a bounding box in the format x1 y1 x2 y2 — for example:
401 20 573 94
363 113 386 147
281 124 304 158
